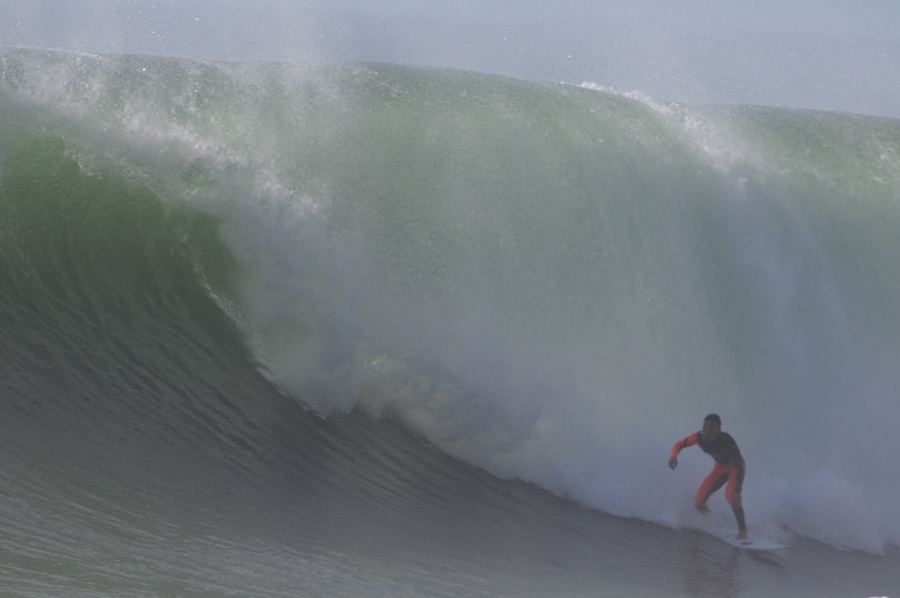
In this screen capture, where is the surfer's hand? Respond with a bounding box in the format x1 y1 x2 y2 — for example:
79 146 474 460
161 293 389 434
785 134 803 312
668 458 678 470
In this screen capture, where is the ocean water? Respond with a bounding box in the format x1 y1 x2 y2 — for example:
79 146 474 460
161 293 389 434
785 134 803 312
0 48 898 597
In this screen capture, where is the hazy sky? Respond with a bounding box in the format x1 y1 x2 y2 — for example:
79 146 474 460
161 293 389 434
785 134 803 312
2 1 900 116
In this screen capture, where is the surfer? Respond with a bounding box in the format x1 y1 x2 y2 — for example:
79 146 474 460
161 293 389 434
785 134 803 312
668 413 748 540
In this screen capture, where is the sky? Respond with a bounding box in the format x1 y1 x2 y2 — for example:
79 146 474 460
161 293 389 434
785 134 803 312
2 1 900 117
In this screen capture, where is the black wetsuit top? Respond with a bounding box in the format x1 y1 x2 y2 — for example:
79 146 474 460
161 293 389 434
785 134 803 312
674 431 746 493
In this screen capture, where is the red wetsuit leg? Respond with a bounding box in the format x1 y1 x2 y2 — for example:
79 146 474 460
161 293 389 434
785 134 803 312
695 462 731 507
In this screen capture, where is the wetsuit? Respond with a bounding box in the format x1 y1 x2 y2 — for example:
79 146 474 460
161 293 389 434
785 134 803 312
671 431 747 532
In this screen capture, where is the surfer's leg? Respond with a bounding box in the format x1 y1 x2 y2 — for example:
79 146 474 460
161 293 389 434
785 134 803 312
732 504 748 535
695 464 729 512
723 467 737 506
723 466 748 534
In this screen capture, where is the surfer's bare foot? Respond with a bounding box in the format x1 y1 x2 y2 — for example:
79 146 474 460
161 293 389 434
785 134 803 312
695 503 710 515
736 530 748 541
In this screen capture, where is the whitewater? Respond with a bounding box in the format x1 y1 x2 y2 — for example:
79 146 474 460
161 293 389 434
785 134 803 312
1 48 898 597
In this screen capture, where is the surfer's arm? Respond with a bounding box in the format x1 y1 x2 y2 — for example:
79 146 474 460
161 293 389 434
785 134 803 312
669 432 699 469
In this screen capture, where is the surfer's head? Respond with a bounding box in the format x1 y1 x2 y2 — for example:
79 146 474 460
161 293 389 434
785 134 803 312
703 413 722 440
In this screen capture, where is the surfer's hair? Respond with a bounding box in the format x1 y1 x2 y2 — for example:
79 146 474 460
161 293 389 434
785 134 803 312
704 413 721 426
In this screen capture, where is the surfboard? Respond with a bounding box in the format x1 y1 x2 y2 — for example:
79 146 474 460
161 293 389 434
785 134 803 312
720 536 790 550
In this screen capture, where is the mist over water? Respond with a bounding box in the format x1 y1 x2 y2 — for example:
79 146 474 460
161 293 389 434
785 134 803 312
3 1 900 117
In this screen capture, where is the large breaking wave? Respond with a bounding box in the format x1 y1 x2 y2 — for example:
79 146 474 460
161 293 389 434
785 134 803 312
2 48 900 565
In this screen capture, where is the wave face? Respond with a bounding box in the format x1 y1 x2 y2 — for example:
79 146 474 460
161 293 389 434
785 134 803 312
2 48 900 595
